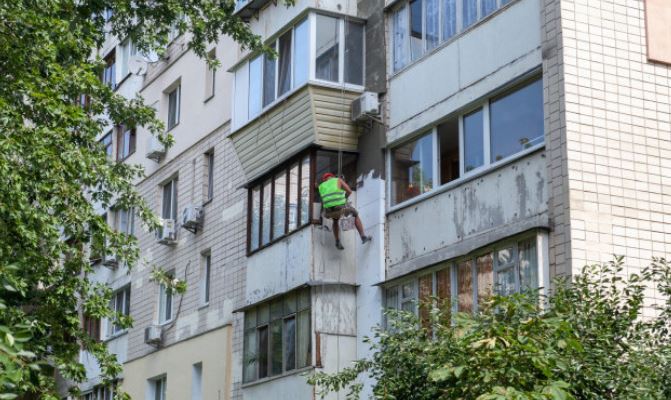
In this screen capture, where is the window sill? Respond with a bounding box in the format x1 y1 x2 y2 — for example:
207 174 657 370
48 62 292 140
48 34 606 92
158 319 173 326
204 94 215 104
115 73 132 90
201 198 213 207
198 302 210 311
241 365 314 388
389 0 520 79
247 221 312 257
387 144 545 214
167 122 179 132
116 150 136 163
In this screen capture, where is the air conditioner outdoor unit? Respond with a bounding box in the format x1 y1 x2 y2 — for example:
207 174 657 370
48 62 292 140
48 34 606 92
144 325 163 346
351 91 380 122
101 253 118 269
181 205 203 234
157 219 177 245
146 135 166 162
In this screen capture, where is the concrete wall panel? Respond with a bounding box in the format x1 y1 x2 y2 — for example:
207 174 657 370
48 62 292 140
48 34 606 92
387 151 548 277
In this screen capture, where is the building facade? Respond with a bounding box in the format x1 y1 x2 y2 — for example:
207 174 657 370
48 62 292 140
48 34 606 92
75 0 671 399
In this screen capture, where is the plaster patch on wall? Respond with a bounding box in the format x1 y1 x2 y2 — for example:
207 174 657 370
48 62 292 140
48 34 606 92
175 311 198 341
221 200 244 223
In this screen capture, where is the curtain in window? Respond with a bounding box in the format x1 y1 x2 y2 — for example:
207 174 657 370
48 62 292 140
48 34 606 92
441 0 457 41
425 0 439 51
393 6 409 71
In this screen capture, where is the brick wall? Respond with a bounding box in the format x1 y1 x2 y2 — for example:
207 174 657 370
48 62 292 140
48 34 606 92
558 0 671 307
126 123 248 361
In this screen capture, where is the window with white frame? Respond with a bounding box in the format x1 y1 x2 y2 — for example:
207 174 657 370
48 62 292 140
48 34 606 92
149 375 167 400
158 272 174 324
385 234 540 322
243 287 311 382
390 76 543 206
161 178 178 221
232 14 364 129
109 285 131 336
115 207 135 236
392 0 514 72
201 253 211 305
119 39 137 79
167 85 181 130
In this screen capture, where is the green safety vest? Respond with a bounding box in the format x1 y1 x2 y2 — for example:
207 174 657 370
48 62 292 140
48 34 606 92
319 178 347 209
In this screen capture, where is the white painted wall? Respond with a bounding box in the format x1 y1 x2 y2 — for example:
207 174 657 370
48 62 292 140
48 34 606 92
387 0 542 143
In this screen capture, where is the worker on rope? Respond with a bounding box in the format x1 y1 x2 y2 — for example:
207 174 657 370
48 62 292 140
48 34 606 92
318 172 372 250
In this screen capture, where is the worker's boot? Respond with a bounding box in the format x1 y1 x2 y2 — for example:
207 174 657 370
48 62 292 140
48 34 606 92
335 240 345 250
361 235 372 244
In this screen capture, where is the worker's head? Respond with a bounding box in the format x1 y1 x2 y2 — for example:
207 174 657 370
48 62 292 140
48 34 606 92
322 172 335 182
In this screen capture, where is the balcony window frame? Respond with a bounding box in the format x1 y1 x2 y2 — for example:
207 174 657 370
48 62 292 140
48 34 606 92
167 84 181 131
100 131 113 158
158 271 175 325
102 50 116 90
161 177 179 221
243 287 312 383
247 149 315 255
388 74 544 209
391 0 517 74
384 231 545 323
232 12 365 131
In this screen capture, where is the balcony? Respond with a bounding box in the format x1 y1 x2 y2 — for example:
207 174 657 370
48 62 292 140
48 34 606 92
231 84 360 183
387 150 549 279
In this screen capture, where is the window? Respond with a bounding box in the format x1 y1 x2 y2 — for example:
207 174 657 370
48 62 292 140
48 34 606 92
158 272 174 324
391 132 434 205
101 131 113 158
201 253 211 305
293 19 310 87
116 125 136 160
204 151 215 202
119 39 137 79
247 150 354 253
316 15 339 82
393 0 514 72
161 178 178 220
489 78 543 162
390 77 544 206
248 153 311 252
232 14 364 129
385 235 540 317
150 376 167 400
109 286 131 336
344 21 364 85
262 52 276 107
167 85 180 130
243 287 311 382
83 314 100 341
192 363 203 400
115 208 135 236
463 108 484 172
278 30 292 96
205 49 216 100
102 51 116 89
248 55 263 118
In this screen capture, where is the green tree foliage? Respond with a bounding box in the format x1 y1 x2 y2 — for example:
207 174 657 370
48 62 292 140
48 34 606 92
0 0 286 398
309 257 671 399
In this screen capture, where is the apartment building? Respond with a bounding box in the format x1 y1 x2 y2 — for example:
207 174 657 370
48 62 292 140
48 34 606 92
74 0 671 399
